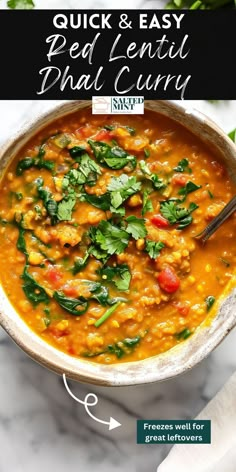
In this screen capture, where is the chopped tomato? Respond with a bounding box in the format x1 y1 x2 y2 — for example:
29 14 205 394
211 160 226 177
46 266 62 287
171 174 188 186
157 267 180 293
151 214 169 229
173 301 190 316
94 129 111 141
63 285 78 297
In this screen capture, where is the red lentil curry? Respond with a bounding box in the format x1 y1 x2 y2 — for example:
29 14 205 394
0 108 235 364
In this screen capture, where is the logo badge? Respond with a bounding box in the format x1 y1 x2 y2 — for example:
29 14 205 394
92 96 144 114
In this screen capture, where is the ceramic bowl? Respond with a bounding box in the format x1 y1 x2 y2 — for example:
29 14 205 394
0 100 236 386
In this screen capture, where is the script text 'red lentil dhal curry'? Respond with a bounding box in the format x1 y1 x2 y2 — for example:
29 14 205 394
0 108 236 364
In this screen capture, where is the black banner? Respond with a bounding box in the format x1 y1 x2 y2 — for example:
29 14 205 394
0 10 235 99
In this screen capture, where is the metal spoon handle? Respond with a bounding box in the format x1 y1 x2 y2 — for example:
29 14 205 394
196 195 236 243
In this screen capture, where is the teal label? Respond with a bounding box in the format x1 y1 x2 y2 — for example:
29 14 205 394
137 420 211 444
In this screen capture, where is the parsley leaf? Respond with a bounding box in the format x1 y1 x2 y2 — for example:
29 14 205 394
126 216 147 240
174 158 192 174
139 160 166 191
145 240 165 259
7 0 34 8
160 200 198 229
88 140 136 170
98 264 131 291
142 190 153 216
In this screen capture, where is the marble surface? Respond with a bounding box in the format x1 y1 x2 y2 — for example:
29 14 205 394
0 100 236 472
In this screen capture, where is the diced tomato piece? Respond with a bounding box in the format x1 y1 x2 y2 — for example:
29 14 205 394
157 267 180 293
151 214 169 229
211 160 226 177
46 267 62 287
173 301 190 316
94 129 111 141
63 285 78 297
68 347 76 355
171 174 188 186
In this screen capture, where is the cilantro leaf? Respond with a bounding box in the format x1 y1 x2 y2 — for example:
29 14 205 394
178 181 201 199
145 240 165 259
108 174 141 209
88 140 136 170
63 154 101 188
90 221 130 255
126 216 147 240
139 160 166 191
174 158 192 174
80 192 111 211
57 197 76 221
7 0 34 8
98 264 131 291
142 190 153 216
160 200 198 229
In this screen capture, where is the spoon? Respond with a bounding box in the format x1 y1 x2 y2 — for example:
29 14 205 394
195 195 236 244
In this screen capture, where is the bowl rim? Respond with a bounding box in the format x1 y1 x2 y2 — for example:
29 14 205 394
0 99 236 387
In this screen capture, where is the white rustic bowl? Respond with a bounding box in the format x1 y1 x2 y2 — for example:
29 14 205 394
0 100 236 386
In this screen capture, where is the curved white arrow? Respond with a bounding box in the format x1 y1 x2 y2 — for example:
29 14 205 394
63 373 121 431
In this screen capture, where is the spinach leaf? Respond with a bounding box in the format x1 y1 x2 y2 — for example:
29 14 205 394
54 291 88 315
17 227 28 256
71 253 90 275
69 146 87 158
88 140 136 170
21 267 49 306
83 334 143 358
80 192 111 211
16 145 54 176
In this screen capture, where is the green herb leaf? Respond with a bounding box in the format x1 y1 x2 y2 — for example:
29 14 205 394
205 295 215 311
176 328 191 340
88 140 136 170
160 200 198 229
80 192 111 211
144 148 150 158
71 253 90 275
145 240 165 259
91 220 130 255
52 133 71 149
126 215 147 240
125 126 136 136
142 190 153 216
108 174 141 209
208 190 214 199
174 158 192 173
83 334 143 358
57 197 76 221
178 181 201 199
139 160 166 191
21 267 49 306
98 264 131 291
69 146 87 158
54 291 88 315
103 125 115 131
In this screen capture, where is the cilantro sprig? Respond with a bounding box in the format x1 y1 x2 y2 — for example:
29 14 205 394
160 200 198 229
139 160 166 190
88 140 136 170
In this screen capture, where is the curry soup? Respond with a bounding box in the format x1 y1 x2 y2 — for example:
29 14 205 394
0 108 236 364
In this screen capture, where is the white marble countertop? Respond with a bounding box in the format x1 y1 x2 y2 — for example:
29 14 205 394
0 100 236 472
